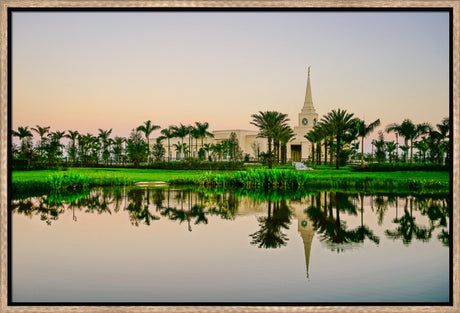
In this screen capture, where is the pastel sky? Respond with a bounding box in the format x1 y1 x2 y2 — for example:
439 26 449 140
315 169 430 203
12 11 449 147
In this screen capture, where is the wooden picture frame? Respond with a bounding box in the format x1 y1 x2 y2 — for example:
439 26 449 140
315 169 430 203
1 1 458 312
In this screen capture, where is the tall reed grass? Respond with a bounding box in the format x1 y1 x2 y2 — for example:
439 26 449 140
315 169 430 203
170 169 449 195
12 173 132 194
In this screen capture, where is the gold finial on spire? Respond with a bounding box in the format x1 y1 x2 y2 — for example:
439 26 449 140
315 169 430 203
308 66 311 77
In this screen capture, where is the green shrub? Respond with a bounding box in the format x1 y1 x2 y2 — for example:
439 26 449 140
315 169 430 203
142 161 244 171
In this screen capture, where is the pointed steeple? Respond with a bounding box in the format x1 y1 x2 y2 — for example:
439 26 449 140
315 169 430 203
301 66 316 115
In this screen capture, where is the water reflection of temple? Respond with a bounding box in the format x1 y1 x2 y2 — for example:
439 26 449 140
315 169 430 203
232 196 315 278
291 201 315 279
13 188 448 280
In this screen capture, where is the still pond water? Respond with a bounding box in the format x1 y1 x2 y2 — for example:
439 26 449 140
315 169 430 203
12 187 449 303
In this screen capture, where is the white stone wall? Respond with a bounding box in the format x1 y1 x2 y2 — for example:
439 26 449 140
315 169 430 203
151 129 268 160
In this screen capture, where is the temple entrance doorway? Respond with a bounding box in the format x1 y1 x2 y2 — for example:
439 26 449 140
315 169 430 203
291 145 301 162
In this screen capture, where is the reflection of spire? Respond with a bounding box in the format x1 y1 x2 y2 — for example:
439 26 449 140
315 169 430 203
297 214 315 279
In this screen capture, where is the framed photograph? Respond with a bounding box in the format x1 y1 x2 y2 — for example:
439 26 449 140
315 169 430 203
1 1 458 312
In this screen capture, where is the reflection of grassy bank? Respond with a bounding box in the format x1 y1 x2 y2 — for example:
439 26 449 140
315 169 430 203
12 168 449 195
171 169 449 195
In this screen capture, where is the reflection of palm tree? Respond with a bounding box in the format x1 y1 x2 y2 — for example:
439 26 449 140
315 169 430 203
306 193 360 251
37 196 65 225
385 199 432 245
250 200 292 249
417 197 449 229
349 194 380 244
11 198 35 217
374 195 388 225
437 229 449 246
125 188 159 226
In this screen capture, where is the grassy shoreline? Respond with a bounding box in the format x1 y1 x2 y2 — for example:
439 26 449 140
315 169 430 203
11 167 449 195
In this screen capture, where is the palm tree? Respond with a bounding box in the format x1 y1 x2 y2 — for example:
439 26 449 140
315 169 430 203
31 125 50 140
321 109 358 169
195 122 214 151
31 125 51 160
170 124 189 160
211 143 224 161
137 120 160 163
66 130 80 164
13 126 34 157
191 127 201 157
77 133 93 165
250 111 289 169
355 118 380 168
305 129 318 165
414 138 429 164
98 128 113 166
385 141 397 163
160 127 175 161
279 126 295 164
112 136 125 164
203 143 213 161
428 117 450 164
47 131 66 164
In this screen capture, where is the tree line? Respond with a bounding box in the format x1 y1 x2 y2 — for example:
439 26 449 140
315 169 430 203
13 109 449 169
12 121 244 168
250 109 449 169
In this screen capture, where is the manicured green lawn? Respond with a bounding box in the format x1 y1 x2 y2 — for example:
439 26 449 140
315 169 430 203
12 167 449 185
12 168 217 184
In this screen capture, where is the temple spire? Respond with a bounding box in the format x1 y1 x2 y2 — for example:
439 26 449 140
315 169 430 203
302 66 315 113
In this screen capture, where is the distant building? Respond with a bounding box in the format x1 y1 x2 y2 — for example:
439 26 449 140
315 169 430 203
152 69 319 162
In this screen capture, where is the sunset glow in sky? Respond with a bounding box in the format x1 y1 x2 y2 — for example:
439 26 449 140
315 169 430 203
12 11 450 147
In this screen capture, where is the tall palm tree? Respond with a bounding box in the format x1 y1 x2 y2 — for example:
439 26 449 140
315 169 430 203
13 126 33 144
98 128 113 165
355 118 381 168
195 122 214 150
170 124 189 160
13 126 33 152
385 141 397 163
321 109 358 169
160 127 175 161
187 125 194 158
279 126 295 164
191 126 201 157
203 143 213 161
414 138 429 164
250 111 289 169
112 136 125 164
47 131 66 164
137 120 160 162
315 122 331 166
66 130 80 164
428 117 450 164
173 142 188 160
31 125 51 158
305 129 318 165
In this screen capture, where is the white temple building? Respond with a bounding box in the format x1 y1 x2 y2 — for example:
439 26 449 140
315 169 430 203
153 68 319 162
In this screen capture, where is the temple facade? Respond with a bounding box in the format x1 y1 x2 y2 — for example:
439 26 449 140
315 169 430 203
152 68 319 162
